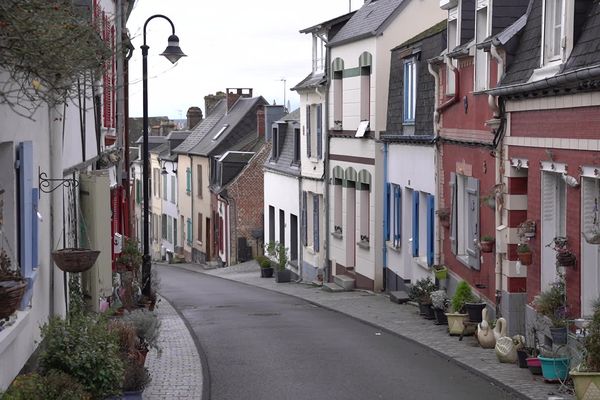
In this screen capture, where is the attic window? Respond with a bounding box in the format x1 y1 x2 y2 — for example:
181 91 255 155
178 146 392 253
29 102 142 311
212 124 229 140
355 120 369 138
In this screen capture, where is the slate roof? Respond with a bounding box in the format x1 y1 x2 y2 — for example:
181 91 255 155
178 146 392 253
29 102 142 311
328 0 406 47
188 96 267 157
291 73 325 91
563 1 600 72
173 100 226 154
264 108 300 177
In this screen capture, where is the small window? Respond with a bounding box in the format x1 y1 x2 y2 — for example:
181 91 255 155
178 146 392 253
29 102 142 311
197 213 203 242
162 214 167 240
272 127 279 160
212 124 229 140
333 178 343 234
446 8 458 95
543 0 564 64
403 58 417 124
355 120 369 138
293 128 300 163
359 184 370 243
269 206 275 243
186 167 191 194
474 4 489 91
197 164 202 198
360 66 371 122
333 70 343 127
170 175 176 203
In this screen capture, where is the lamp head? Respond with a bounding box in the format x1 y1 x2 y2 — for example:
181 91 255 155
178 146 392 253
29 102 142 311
160 34 186 64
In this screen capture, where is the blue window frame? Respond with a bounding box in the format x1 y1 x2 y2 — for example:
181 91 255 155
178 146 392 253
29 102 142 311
412 190 419 257
427 194 435 267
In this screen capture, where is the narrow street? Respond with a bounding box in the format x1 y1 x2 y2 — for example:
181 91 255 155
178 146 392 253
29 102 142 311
157 265 518 400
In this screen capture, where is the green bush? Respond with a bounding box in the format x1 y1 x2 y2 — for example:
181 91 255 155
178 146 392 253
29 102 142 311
255 255 271 269
583 299 600 371
3 370 91 400
39 315 124 399
408 277 436 304
451 281 474 313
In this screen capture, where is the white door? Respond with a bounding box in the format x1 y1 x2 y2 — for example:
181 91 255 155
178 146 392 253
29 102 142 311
581 177 600 317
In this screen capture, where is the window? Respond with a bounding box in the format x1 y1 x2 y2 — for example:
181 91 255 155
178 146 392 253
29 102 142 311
153 214 159 241
306 193 313 247
186 218 192 245
302 192 307 246
293 128 300 164
162 214 167 240
412 190 419 257
173 218 178 247
197 165 202 198
360 66 371 122
153 168 159 196
316 104 322 159
135 179 141 204
272 126 279 160
540 171 566 289
279 209 285 247
313 195 320 252
269 206 275 243
446 7 458 95
186 167 191 194
581 177 600 316
197 213 203 243
543 0 564 64
403 58 417 124
312 34 326 73
332 58 344 128
305 106 311 158
333 178 343 234
212 124 229 140
162 174 167 200
359 185 370 243
475 2 489 91
449 173 480 269
171 176 176 203
167 216 172 243
391 185 402 248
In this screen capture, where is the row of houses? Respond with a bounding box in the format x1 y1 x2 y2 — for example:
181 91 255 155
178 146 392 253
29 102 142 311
142 0 600 341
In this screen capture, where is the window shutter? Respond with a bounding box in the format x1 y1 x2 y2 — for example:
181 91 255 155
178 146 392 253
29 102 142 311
18 141 33 278
306 106 311 158
313 195 320 252
541 172 558 288
174 218 178 247
316 104 322 159
384 183 390 241
136 179 141 204
302 191 307 246
187 218 192 244
427 194 435 267
466 177 480 270
583 178 600 236
186 168 191 193
412 191 419 257
394 186 402 246
449 173 458 255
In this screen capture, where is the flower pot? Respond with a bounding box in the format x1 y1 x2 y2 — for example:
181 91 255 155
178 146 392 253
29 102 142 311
570 370 600 400
433 266 448 281
464 302 487 323
275 269 291 283
550 326 568 345
52 248 100 273
480 240 494 253
517 251 532 266
122 391 143 400
557 252 576 267
446 313 468 336
260 267 274 278
517 349 529 368
419 303 435 320
434 308 448 325
527 357 542 375
539 356 570 382
0 279 27 319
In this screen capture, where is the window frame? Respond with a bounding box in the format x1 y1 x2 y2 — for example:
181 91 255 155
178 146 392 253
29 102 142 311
403 57 417 125
474 2 490 91
542 0 565 66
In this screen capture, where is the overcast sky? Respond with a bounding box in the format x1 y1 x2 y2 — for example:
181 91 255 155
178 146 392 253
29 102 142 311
126 0 361 120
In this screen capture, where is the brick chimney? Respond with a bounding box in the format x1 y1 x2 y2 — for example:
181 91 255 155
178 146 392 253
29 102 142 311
256 105 265 137
186 107 203 130
204 91 226 117
226 88 253 114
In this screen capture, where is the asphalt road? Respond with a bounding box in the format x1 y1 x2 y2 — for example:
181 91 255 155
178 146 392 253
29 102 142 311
157 265 518 400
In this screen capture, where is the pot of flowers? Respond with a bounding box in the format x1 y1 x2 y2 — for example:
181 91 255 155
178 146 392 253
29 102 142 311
408 277 436 319
267 242 291 283
431 290 448 325
446 281 474 336
479 235 495 253
256 256 273 278
121 364 151 399
517 243 532 265
465 296 487 323
0 250 27 319
571 300 600 400
517 219 536 238
433 265 448 281
550 236 577 267
532 275 569 345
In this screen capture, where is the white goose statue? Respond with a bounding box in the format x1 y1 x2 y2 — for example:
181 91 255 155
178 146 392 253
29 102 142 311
476 308 496 348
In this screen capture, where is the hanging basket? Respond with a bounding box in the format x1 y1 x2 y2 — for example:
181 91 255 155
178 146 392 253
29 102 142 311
52 248 100 273
0 278 27 319
557 251 576 267
583 230 600 245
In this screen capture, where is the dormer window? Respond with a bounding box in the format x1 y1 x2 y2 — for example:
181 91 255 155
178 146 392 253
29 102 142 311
271 126 279 160
446 6 459 95
543 0 564 65
474 0 489 91
312 34 326 73
212 124 229 140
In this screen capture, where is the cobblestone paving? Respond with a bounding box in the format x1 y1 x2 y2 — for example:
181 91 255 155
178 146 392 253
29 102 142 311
173 261 574 400
144 295 203 400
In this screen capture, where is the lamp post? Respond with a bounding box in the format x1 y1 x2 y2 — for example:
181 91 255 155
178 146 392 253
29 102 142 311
141 15 185 295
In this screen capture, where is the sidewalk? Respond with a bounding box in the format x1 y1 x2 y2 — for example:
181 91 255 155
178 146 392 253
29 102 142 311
171 260 574 400
144 295 203 400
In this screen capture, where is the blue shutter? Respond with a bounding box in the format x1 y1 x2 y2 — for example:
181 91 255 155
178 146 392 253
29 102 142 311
18 142 33 278
412 191 419 257
384 183 390 241
32 188 39 269
449 173 458 255
302 191 307 246
316 104 322 159
306 106 311 158
395 186 402 245
427 194 435 267
313 195 319 252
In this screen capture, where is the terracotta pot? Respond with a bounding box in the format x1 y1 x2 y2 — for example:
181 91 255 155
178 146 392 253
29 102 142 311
518 251 532 266
480 240 494 253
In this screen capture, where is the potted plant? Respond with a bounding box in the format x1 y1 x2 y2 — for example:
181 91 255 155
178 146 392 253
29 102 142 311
121 364 151 399
116 237 143 273
122 309 162 362
517 219 536 238
583 224 600 245
571 298 600 399
479 235 495 253
433 264 448 281
267 242 290 283
538 346 571 382
517 243 532 265
431 289 448 325
436 208 451 228
256 256 274 278
408 277 436 319
549 236 577 267
446 281 474 336
531 276 569 345
0 249 27 319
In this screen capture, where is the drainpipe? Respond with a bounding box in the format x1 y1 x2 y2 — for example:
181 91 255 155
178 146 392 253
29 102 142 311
428 62 443 267
189 154 194 261
434 56 460 132
490 44 505 85
382 142 388 290
321 46 332 283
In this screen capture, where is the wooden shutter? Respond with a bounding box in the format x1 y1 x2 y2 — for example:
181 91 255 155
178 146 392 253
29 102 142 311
18 142 33 278
302 191 307 246
186 168 191 193
394 186 402 247
427 194 435 267
313 195 320 252
306 106 311 158
449 173 458 255
466 177 480 269
316 104 322 159
412 191 419 257
541 172 557 289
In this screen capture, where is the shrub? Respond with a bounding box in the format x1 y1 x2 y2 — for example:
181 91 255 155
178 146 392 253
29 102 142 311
39 315 124 399
532 277 567 327
431 290 448 310
582 299 600 371
3 370 91 400
122 364 151 392
481 235 494 242
517 243 530 253
408 277 436 304
122 309 161 354
451 281 474 313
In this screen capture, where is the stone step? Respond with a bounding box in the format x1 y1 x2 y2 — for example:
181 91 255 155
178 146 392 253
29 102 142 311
322 282 346 293
311 279 323 287
334 274 355 291
389 290 410 304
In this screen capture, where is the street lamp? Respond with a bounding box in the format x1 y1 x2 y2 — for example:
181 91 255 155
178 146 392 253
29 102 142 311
141 14 185 295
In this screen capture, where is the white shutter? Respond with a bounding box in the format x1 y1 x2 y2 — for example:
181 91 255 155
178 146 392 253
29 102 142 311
541 172 558 290
581 178 600 316
466 177 480 269
449 173 458 255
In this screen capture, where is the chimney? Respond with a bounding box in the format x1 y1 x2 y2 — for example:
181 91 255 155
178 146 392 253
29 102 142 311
226 88 253 113
186 107 203 130
256 105 265 138
204 91 226 117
